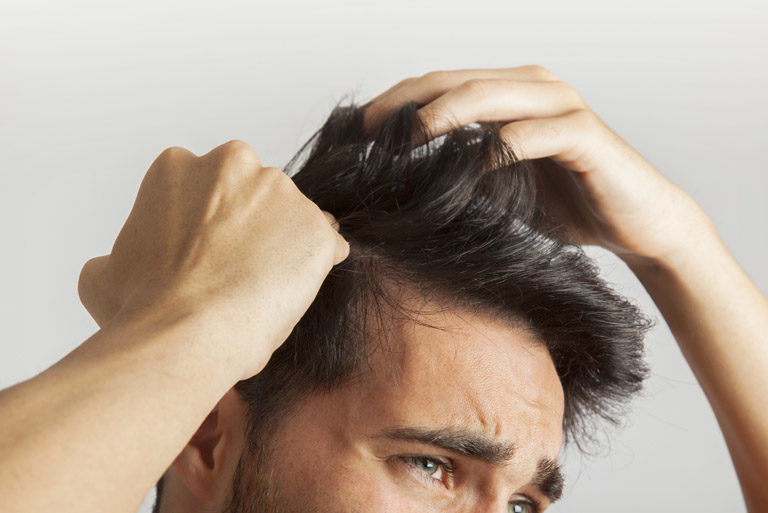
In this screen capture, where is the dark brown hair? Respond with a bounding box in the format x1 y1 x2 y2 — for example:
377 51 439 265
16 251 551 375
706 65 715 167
235 100 651 455
153 99 652 513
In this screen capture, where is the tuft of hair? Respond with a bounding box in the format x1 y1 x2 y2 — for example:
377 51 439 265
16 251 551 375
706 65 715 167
235 99 652 455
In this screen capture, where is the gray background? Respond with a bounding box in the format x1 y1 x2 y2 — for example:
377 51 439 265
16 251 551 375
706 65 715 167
1 0 766 511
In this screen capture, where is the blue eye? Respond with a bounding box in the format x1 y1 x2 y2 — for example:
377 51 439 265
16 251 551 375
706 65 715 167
509 500 537 513
411 456 441 476
401 455 455 484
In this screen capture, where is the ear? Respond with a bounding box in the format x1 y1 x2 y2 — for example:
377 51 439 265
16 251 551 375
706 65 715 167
170 387 247 502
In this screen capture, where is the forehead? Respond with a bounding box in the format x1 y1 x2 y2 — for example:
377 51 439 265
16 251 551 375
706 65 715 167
351 298 565 460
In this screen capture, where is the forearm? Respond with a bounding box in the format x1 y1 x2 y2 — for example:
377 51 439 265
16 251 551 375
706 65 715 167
628 233 768 512
0 306 247 513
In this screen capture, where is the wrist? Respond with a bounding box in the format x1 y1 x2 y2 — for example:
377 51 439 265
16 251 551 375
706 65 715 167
91 299 262 386
622 229 737 293
621 212 724 275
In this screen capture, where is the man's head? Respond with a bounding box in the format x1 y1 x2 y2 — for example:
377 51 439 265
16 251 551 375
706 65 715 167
157 101 650 512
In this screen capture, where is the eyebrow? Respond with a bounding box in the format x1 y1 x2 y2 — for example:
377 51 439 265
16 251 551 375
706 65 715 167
380 426 564 503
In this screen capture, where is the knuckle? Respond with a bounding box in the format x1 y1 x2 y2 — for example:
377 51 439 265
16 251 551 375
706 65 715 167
77 256 107 304
420 70 450 87
212 141 263 182
498 123 538 159
461 78 489 98
341 238 351 255
571 108 599 128
221 138 250 151
566 109 605 149
147 146 194 184
77 258 95 289
570 109 605 141
499 122 526 141
218 139 260 163
524 64 558 81
154 146 191 167
552 80 588 107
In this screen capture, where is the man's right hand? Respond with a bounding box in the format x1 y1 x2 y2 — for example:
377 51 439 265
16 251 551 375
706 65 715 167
77 140 349 380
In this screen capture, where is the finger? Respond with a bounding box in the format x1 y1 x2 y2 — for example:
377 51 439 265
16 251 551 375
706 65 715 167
416 79 587 140
498 110 605 172
368 66 559 110
365 65 559 130
322 210 340 231
332 232 350 265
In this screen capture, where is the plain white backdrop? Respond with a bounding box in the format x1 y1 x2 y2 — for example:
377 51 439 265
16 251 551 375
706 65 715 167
1 0 766 511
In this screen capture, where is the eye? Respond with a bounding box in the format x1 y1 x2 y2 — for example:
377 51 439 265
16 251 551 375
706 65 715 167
509 499 539 513
401 455 455 484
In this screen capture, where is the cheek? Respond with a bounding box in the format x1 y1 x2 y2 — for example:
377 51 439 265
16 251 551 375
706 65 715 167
277 457 423 513
316 463 418 513
271 428 420 513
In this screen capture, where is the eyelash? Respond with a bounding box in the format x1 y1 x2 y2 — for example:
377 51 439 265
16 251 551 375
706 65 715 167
398 455 543 513
400 455 456 486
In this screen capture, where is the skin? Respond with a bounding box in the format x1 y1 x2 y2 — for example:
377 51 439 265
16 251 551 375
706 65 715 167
204 303 565 513
0 65 766 513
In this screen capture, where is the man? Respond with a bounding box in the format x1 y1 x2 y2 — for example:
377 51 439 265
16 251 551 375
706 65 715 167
0 65 766 513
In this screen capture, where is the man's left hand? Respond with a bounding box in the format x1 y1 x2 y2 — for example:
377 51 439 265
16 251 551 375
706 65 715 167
364 65 716 269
